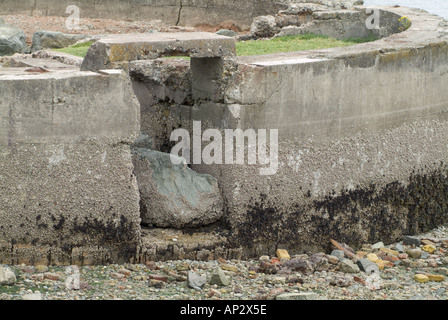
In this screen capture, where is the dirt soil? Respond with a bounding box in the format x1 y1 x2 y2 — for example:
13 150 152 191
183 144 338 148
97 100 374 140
2 14 245 46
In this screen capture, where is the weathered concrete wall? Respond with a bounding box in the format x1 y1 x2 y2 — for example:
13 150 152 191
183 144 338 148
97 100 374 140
197 6 448 256
0 68 141 265
0 0 288 30
132 6 448 257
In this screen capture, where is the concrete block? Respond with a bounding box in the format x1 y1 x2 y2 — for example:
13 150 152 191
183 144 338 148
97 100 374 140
81 32 236 72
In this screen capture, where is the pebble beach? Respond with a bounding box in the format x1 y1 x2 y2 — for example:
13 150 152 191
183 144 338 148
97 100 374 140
1 224 448 301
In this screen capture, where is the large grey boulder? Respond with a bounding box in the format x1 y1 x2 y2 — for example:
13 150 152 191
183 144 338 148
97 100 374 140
132 148 224 228
0 24 28 56
31 31 87 52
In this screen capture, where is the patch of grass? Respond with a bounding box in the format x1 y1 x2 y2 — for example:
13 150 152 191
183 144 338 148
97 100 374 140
53 41 94 57
54 34 377 58
236 34 377 56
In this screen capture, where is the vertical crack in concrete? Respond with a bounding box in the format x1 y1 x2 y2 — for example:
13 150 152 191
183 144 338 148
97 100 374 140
31 0 37 16
176 0 183 26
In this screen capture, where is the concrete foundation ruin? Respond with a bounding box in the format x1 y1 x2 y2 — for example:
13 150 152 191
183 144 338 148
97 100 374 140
1 3 448 264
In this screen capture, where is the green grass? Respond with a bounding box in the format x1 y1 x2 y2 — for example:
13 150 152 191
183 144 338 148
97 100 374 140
53 41 95 57
235 34 377 56
54 34 376 58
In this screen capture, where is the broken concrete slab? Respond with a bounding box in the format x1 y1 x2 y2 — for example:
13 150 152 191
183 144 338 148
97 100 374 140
80 32 236 72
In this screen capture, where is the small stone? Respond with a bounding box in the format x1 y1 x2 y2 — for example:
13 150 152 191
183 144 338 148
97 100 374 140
426 274 445 282
436 267 448 276
65 273 80 290
366 253 379 263
330 250 345 260
340 259 360 273
220 264 239 273
208 288 221 298
149 274 168 282
428 260 437 268
118 268 131 277
43 272 60 281
414 274 429 283
361 244 372 251
187 270 207 290
394 243 405 253
382 255 399 262
398 253 409 260
22 292 42 300
280 258 314 274
265 288 284 300
176 263 190 271
372 242 385 250
35 265 48 273
327 255 339 265
442 240 448 248
376 260 386 270
276 292 320 300
209 267 230 286
258 262 278 274
31 273 44 281
421 239 436 246
441 257 448 265
330 274 354 287
145 261 156 270
422 245 436 254
407 248 422 259
356 258 380 275
380 248 399 256
403 235 421 246
276 249 290 260
436 288 445 296
111 272 126 280
0 266 16 285
381 281 400 290
148 279 166 289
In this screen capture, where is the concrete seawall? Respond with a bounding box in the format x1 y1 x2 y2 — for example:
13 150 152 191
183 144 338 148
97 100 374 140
0 68 141 264
2 5 448 263
195 6 448 255
132 6 448 257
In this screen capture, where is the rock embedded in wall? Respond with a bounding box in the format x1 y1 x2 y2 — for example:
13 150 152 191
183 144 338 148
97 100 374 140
132 148 224 228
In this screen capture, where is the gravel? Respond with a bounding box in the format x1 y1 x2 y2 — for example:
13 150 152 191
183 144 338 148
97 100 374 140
1 224 448 301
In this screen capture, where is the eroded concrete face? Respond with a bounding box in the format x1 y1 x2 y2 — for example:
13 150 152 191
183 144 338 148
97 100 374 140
0 68 141 265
